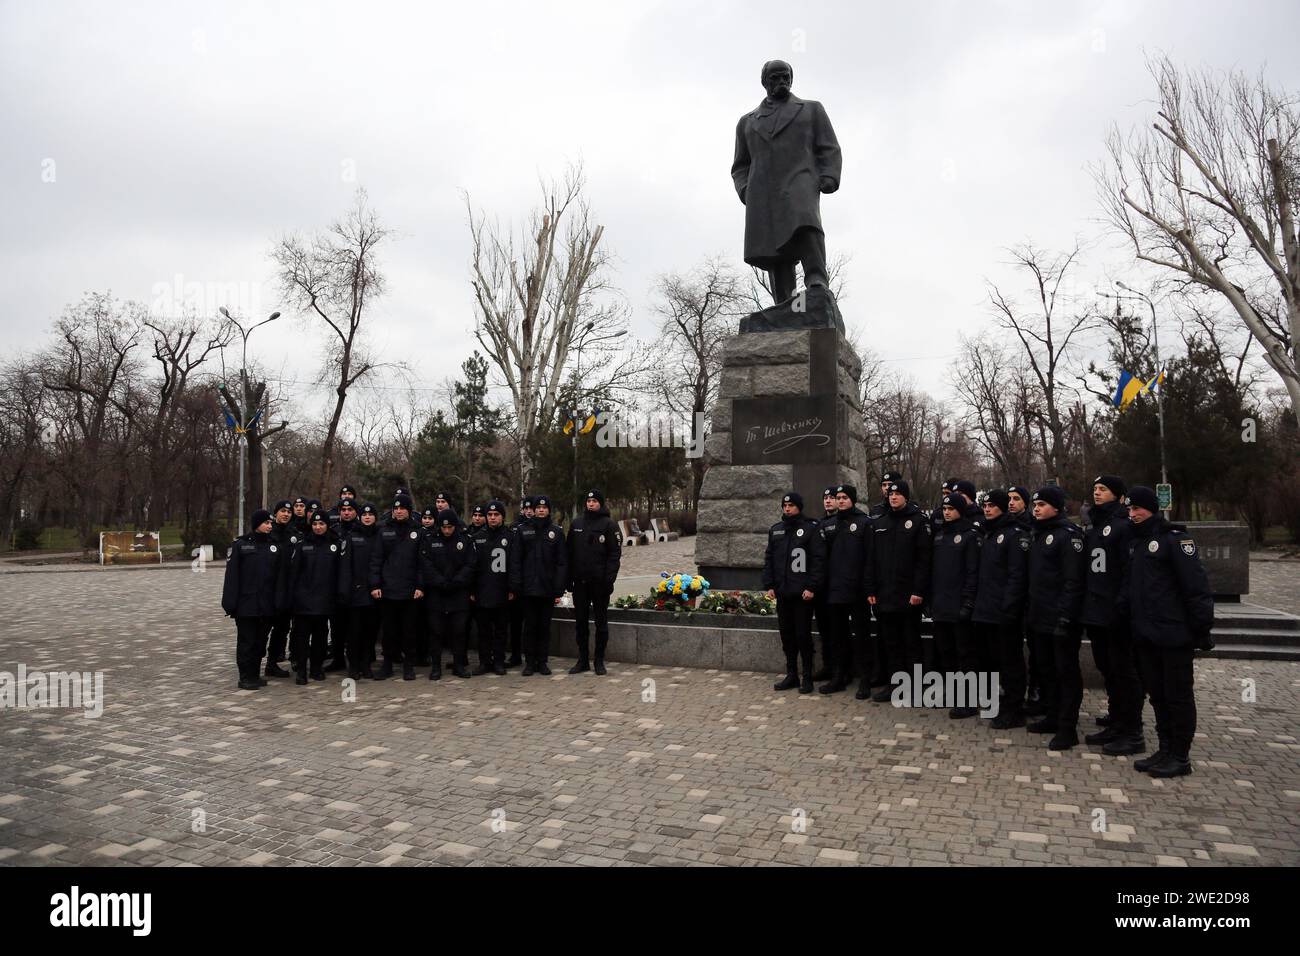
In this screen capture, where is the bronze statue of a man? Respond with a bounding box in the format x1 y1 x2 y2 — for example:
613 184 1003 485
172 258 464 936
732 60 842 306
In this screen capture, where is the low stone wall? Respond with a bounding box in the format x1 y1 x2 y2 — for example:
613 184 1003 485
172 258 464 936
549 608 1106 687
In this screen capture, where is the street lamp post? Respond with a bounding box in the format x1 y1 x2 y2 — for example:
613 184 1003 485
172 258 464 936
219 307 280 535
1103 283 1170 519
570 323 626 520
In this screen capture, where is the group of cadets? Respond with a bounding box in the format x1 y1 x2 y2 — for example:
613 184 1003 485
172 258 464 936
764 472 1214 778
224 470 1214 780
221 486 623 687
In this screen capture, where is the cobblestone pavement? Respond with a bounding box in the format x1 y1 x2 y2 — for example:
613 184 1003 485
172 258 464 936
1 568 1297 867
1243 556 1300 618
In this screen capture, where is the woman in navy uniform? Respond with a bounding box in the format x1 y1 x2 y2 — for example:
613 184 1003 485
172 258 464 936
338 501 380 680
471 501 521 675
419 509 478 679
1120 486 1214 777
973 489 1030 728
930 492 981 716
221 508 288 691
286 511 347 684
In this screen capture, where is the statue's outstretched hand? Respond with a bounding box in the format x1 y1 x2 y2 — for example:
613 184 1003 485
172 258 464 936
819 176 837 193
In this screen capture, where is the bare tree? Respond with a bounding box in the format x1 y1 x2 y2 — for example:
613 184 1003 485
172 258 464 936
649 257 745 509
273 188 389 498
950 335 1039 481
467 163 635 491
985 243 1097 480
40 293 143 540
1097 54 1300 424
138 312 231 526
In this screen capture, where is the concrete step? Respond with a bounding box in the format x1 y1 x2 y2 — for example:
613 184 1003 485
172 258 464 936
1202 643 1300 662
1209 627 1300 647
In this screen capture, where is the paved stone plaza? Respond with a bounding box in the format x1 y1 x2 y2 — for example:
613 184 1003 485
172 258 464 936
1 565 1297 867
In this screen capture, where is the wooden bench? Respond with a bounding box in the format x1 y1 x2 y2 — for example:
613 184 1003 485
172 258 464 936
650 518 680 543
618 519 649 546
99 531 162 565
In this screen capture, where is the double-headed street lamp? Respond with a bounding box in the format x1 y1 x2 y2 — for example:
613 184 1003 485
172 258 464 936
1099 282 1170 519
218 307 281 535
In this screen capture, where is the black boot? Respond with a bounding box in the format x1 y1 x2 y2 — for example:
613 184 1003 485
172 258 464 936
1134 738 1171 772
265 662 290 678
819 670 849 695
325 659 347 673
594 659 607 676
537 662 552 676
1047 728 1079 750
473 661 491 676
1095 712 1113 727
1085 724 1122 746
402 664 416 681
295 673 308 686
569 658 591 675
237 677 261 691
870 687 892 703
493 663 507 676
854 679 872 700
948 706 979 719
521 662 535 677
799 666 815 694
310 667 325 681
452 664 472 679
1147 753 1192 777
991 708 1026 729
506 655 522 668
773 670 799 691
1102 727 1146 756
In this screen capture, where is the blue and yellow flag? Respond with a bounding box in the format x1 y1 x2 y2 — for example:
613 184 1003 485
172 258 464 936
1112 371 1143 409
1112 369 1167 410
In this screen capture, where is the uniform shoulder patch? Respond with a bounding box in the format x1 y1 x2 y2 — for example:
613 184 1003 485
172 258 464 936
1180 539 1197 556
1019 538 1029 551
1072 538 1083 552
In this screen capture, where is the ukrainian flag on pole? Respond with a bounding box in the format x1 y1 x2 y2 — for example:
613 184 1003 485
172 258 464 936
1112 369 1167 410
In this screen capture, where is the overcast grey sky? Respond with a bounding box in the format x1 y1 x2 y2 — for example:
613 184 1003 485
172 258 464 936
4 0 1298 422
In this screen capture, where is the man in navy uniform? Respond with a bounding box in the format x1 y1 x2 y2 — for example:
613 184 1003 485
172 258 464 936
1121 486 1214 777
763 491 826 694
1081 475 1145 756
1024 486 1086 750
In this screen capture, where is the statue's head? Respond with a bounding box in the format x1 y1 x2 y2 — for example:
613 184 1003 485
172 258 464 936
761 60 793 98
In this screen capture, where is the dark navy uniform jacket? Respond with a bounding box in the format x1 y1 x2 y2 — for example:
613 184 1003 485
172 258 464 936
972 513 1028 626
864 502 932 612
1025 514 1086 632
929 517 979 623
1120 517 1215 649
567 506 622 591
1081 500 1133 629
369 517 423 600
221 531 287 618
762 513 827 599
287 530 348 616
419 518 477 613
471 524 522 609
821 507 871 605
517 518 569 598
338 520 377 608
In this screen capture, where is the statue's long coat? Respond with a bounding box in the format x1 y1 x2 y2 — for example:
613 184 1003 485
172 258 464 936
731 94 842 268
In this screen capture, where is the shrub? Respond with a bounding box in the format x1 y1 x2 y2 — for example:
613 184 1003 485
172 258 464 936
13 520 42 551
183 519 233 556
